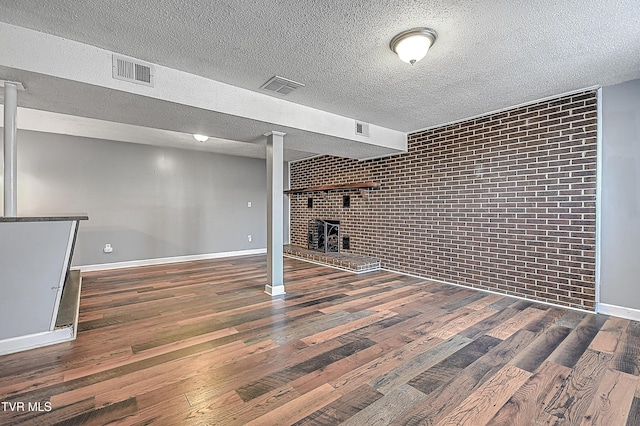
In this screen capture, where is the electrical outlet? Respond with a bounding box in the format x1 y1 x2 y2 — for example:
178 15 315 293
103 243 113 253
247 201 252 208
248 235 252 242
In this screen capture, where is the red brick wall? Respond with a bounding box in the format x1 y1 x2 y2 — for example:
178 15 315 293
290 91 598 310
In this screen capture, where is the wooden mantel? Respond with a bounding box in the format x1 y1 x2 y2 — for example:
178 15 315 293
284 181 381 195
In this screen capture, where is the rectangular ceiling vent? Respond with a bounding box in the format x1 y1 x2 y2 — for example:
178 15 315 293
260 76 304 96
112 55 154 87
355 121 370 137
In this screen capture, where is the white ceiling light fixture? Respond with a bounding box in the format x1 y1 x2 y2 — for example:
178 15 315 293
193 134 209 142
390 28 437 65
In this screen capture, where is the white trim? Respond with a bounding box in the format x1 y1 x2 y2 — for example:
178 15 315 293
381 268 595 315
287 150 408 164
597 303 640 322
410 86 601 134
264 284 286 296
72 272 82 339
357 149 407 162
75 248 267 272
595 88 603 307
0 80 25 90
287 153 324 164
49 220 77 329
286 161 292 245
283 254 378 275
0 327 74 356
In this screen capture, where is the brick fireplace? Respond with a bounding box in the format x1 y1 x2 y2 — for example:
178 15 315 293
289 90 598 311
308 219 340 253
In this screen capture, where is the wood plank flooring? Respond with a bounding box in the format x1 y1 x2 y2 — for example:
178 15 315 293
1 255 639 425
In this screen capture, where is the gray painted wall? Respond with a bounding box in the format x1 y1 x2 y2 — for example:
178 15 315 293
601 79 640 309
0 130 269 266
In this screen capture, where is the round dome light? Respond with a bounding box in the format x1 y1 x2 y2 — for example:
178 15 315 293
193 134 209 142
390 28 437 65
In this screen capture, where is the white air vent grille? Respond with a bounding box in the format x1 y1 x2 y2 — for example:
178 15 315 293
355 121 370 137
112 55 154 87
260 76 304 95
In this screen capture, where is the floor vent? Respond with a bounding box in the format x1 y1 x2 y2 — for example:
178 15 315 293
260 76 304 96
112 55 154 87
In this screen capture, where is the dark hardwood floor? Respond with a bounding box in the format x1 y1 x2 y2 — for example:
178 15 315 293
0 255 639 425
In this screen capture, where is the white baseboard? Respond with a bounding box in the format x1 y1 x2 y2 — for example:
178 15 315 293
75 248 267 272
597 303 640 321
265 284 286 296
0 327 74 356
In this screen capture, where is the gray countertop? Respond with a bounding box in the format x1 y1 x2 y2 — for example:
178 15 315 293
0 215 89 222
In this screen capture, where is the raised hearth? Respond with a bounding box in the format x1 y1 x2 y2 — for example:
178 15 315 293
284 244 380 273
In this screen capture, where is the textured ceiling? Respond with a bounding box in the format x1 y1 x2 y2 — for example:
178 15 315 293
0 0 639 145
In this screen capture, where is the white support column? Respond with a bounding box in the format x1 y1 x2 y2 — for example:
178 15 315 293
265 131 286 296
3 81 22 217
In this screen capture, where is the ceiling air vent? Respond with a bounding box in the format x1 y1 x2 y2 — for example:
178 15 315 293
112 55 154 87
355 121 370 137
260 76 304 96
